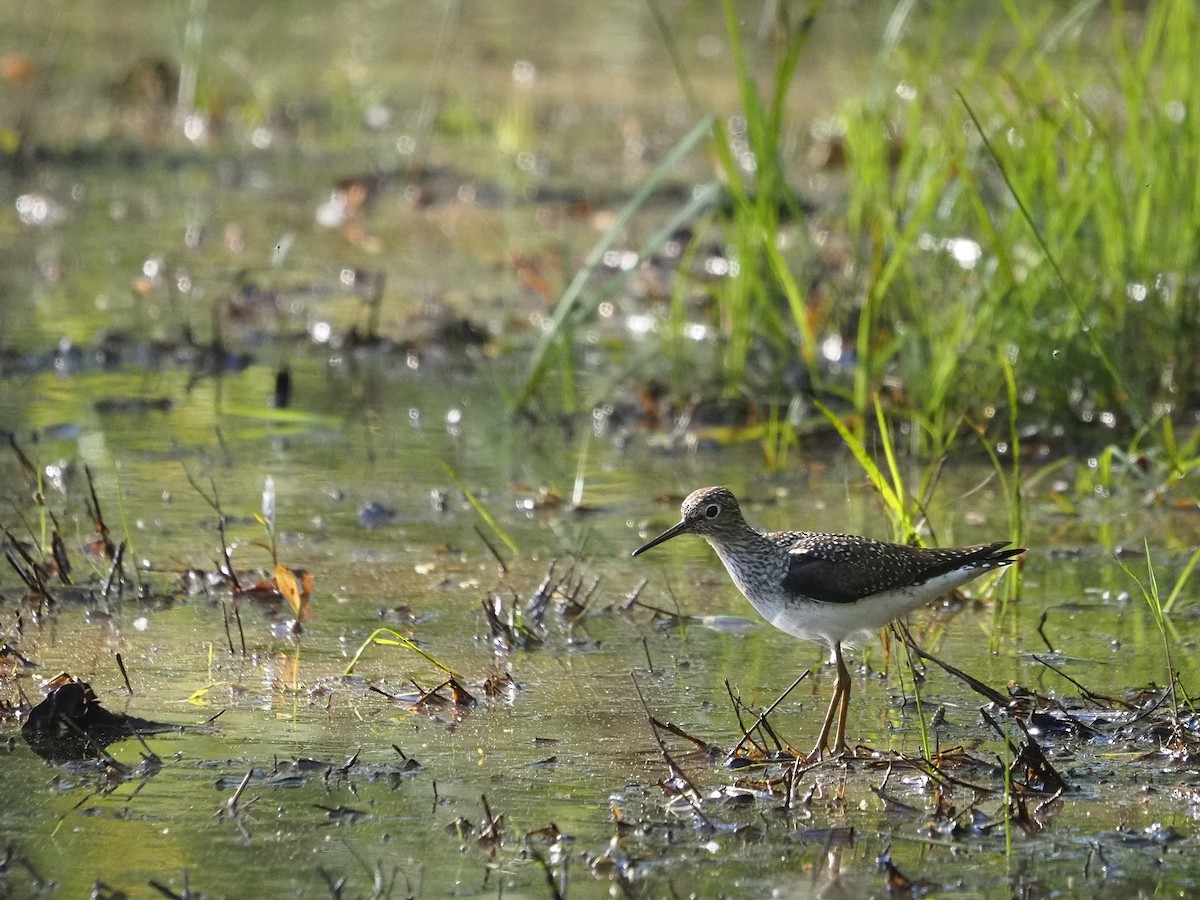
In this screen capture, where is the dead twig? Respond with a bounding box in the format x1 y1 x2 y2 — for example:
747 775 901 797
473 525 508 575
84 464 116 560
100 539 127 600
726 673 808 761
630 672 715 830
1031 654 1135 711
894 621 1009 707
182 468 242 592
116 652 134 695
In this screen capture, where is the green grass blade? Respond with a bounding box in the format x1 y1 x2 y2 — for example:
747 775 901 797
814 398 903 520
1162 543 1200 615
999 351 1024 598
873 396 910 535
763 238 817 366
959 90 1136 426
645 0 701 114
442 461 518 554
516 114 716 407
1115 540 1179 722
343 627 457 677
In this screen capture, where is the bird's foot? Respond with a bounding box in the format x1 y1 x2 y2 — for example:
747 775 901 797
805 742 850 763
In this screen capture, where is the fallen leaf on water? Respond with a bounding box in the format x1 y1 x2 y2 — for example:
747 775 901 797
274 563 314 620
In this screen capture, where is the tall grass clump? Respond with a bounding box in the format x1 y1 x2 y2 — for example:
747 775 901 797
837 0 1200 453
697 0 823 393
519 0 827 416
1116 542 1184 726
522 0 1200 471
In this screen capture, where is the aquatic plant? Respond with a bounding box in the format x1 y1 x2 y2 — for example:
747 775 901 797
1116 541 1188 731
815 396 926 544
836 0 1200 452
559 0 1200 473
516 115 719 411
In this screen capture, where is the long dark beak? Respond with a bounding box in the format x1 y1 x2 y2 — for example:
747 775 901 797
632 519 691 556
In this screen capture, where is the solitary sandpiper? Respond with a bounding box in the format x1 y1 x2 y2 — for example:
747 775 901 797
632 486 1023 759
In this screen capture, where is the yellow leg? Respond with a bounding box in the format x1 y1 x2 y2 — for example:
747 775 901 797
811 681 841 758
810 642 850 760
831 643 851 755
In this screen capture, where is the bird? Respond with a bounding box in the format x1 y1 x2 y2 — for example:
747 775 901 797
632 486 1023 759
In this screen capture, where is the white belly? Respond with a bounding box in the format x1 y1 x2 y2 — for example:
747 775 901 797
717 547 977 651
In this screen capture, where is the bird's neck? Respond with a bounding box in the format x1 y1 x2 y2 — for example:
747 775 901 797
705 527 781 594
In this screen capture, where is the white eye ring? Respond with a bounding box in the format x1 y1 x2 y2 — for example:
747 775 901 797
704 504 720 518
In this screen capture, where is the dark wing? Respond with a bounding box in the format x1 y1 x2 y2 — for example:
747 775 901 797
782 536 1022 605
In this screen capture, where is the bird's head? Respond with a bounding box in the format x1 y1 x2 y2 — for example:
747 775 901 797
632 486 746 555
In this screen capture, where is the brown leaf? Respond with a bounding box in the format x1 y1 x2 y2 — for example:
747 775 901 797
274 563 302 619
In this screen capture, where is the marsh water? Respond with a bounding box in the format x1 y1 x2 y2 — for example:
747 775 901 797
4 2 1200 898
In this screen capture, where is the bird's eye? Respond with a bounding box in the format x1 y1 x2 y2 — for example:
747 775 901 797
704 504 720 518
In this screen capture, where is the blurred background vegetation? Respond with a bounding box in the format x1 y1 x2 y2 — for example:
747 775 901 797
3 0 1199 482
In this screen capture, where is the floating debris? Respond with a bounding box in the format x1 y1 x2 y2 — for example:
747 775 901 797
20 673 178 763
357 501 399 530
